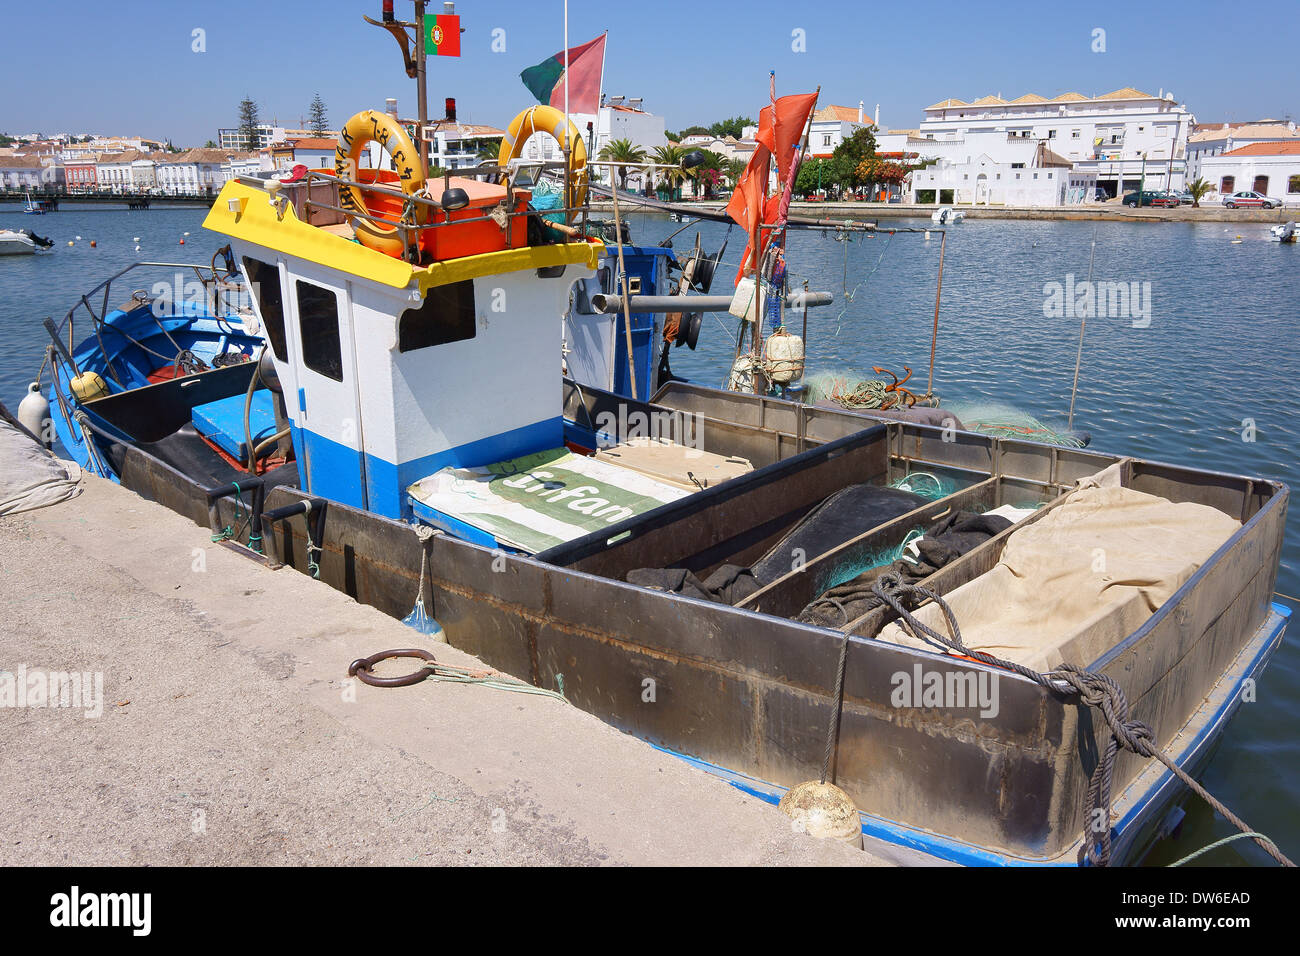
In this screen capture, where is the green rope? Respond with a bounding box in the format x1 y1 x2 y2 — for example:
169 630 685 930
211 481 245 543
1167 831 1286 867
419 662 568 702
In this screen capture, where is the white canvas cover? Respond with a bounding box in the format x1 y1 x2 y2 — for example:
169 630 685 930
876 478 1241 671
0 418 82 516
408 447 689 553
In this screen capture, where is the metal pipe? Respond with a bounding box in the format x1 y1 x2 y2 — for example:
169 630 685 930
590 291 833 315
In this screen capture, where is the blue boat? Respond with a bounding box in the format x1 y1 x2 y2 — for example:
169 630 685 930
32 106 1291 868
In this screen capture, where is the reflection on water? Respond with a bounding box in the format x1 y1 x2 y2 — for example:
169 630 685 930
3 204 1297 864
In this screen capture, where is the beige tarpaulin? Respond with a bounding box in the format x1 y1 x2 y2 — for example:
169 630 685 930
0 418 82 516
877 475 1241 671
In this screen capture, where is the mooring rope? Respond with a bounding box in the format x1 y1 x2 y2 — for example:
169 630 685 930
867 571 1294 867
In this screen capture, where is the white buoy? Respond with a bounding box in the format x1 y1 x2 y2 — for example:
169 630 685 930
134 245 141 251
779 780 863 848
75 235 82 240
17 382 51 447
133 236 141 242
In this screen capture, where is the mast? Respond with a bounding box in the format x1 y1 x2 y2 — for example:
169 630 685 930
415 1 429 174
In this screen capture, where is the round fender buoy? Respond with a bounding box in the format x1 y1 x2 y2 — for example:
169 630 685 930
779 780 863 848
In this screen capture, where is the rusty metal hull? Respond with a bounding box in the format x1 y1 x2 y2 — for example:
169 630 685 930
101 383 1288 865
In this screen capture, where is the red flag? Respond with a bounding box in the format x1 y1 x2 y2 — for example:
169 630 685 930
725 143 770 285
754 93 818 185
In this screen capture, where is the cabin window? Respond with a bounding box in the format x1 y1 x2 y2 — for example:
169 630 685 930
398 279 477 352
243 257 288 362
295 280 343 381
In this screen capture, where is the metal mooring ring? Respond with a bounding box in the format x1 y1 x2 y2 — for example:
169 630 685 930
348 648 437 688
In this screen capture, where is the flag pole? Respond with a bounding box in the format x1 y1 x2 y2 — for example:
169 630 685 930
563 0 571 224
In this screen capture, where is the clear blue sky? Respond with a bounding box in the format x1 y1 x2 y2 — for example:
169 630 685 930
1 0 1295 144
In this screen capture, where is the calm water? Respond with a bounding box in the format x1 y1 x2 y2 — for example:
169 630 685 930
2 203 1297 865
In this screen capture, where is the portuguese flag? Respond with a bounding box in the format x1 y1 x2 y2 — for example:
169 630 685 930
520 33 606 113
424 13 460 57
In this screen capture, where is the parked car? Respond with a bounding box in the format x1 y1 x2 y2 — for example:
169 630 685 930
1222 190 1282 209
1123 189 1180 208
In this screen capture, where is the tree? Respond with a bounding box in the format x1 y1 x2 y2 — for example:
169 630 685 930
708 116 755 139
827 126 879 193
308 93 329 135
204 139 217 148
237 96 261 150
687 149 726 199
597 137 647 190
667 125 709 141
651 144 686 197
795 157 830 198
724 157 747 189
1185 177 1214 208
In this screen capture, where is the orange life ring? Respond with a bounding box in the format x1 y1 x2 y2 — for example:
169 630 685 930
335 110 427 257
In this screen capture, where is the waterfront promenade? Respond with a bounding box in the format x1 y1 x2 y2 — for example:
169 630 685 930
592 199 1300 223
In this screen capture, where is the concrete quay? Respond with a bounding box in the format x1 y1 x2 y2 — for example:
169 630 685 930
0 474 925 867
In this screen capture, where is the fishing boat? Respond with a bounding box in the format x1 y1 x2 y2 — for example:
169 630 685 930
0 228 54 255
28 97 1292 867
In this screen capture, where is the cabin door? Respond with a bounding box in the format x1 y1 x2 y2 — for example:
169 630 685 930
283 271 369 509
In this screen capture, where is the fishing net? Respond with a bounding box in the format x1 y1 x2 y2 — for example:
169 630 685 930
803 371 909 410
821 528 925 591
888 472 957 500
946 401 1086 448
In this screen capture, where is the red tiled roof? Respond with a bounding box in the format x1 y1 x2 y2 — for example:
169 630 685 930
1220 141 1300 157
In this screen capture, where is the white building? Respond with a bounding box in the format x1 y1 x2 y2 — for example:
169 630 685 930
96 151 155 191
909 138 1096 206
526 98 666 190
1199 142 1300 205
155 148 234 195
0 155 50 189
1187 121 1300 182
915 87 1194 196
427 123 506 170
809 103 876 159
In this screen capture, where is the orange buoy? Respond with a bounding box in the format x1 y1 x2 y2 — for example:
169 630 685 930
89 240 97 247
179 238 185 245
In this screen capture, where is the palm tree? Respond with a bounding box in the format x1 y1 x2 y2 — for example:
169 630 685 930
1185 177 1214 208
651 143 686 198
597 137 647 191
689 149 726 199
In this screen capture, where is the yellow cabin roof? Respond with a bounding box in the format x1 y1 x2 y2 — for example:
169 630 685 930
203 179 602 294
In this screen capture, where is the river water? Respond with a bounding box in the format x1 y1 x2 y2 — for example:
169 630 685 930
2 202 1296 865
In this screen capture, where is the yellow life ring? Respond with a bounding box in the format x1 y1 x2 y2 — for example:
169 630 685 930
335 109 427 257
498 106 588 212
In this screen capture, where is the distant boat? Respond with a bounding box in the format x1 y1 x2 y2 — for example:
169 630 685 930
1269 221 1298 243
23 192 49 215
0 228 55 255
931 206 966 224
